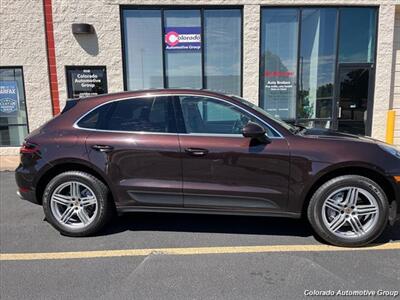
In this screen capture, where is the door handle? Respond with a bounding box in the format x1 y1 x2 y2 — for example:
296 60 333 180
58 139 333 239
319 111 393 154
91 145 114 152
338 106 342 118
184 148 209 157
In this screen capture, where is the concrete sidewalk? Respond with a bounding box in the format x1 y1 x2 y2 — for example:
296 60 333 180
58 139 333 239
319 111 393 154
0 156 19 171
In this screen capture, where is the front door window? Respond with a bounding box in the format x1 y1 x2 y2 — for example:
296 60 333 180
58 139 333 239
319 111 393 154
178 96 277 137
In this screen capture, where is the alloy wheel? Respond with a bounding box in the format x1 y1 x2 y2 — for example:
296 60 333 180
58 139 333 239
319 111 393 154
50 181 98 229
322 186 379 239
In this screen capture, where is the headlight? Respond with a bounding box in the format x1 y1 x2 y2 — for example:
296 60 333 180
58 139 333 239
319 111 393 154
378 144 400 158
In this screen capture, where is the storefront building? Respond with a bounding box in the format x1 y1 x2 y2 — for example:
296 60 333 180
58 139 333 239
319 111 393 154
1 0 399 155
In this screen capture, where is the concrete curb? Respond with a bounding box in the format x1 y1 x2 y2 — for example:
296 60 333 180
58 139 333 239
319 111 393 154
0 156 19 171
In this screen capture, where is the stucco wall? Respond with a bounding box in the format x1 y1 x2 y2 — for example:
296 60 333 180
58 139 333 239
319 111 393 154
0 0 53 155
1 0 399 155
52 1 124 109
372 4 395 142
51 0 396 141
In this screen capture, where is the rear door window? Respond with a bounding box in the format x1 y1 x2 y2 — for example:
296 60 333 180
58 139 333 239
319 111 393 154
77 96 176 133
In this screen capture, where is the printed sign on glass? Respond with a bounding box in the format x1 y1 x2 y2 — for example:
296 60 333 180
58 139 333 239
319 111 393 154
66 66 108 99
165 27 201 51
0 81 19 117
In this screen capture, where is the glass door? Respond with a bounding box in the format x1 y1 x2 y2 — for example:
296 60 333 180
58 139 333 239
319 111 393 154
335 64 374 136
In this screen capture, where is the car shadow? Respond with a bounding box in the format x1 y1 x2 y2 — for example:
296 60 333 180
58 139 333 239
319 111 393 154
99 212 314 238
375 223 400 244
98 212 400 245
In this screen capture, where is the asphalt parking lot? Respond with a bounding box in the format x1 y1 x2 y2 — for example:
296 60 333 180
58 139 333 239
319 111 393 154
1 171 399 300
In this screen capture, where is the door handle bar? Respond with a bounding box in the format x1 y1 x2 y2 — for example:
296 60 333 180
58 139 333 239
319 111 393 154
184 148 209 157
91 145 114 152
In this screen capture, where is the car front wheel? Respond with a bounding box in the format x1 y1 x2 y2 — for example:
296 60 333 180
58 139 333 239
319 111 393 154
308 175 389 247
42 171 112 236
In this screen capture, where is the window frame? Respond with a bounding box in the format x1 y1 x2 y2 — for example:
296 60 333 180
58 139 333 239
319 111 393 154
120 5 244 96
258 6 378 130
74 94 283 138
0 66 29 147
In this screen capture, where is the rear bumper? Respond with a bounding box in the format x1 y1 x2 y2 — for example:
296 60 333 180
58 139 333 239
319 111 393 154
15 165 40 205
16 189 39 204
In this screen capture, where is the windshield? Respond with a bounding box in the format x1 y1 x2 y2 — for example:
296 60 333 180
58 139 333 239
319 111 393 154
230 95 297 133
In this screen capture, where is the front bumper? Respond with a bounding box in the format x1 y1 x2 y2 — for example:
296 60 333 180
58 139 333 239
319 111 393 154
388 175 400 225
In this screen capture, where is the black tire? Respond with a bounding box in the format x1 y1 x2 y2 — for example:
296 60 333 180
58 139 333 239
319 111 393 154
42 171 113 237
307 175 389 247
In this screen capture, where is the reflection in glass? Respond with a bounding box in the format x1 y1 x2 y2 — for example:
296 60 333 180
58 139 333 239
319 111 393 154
337 67 370 135
204 10 241 95
298 8 337 120
0 68 28 146
296 119 331 129
164 10 202 88
338 8 377 63
260 9 298 120
123 10 163 90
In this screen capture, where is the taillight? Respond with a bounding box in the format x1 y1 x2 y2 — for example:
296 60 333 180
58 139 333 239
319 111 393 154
20 142 39 154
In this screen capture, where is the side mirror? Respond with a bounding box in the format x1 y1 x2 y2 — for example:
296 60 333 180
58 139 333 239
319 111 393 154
242 122 271 143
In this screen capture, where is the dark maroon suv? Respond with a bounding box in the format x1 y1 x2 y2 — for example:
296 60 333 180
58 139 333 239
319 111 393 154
15 89 400 246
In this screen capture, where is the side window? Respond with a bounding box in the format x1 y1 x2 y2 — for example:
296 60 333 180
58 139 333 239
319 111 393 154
78 96 176 133
77 103 112 129
179 96 277 136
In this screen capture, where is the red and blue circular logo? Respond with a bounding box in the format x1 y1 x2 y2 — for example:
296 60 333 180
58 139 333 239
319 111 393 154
165 31 179 46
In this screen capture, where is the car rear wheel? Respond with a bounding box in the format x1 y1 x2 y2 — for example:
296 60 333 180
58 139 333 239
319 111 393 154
43 171 112 236
308 175 389 247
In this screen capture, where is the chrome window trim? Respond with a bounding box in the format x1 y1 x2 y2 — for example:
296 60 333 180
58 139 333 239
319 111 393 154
178 133 243 138
73 93 284 138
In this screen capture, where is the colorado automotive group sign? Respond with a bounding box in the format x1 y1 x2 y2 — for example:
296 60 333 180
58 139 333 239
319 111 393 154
66 66 108 99
165 27 201 51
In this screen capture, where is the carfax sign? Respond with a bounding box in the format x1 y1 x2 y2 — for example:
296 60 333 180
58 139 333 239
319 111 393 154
165 27 201 51
0 81 19 117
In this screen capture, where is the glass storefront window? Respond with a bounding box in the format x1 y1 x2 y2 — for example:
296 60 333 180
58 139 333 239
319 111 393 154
0 67 28 146
123 10 164 90
164 10 202 89
260 6 377 132
298 8 337 120
260 9 298 120
204 9 241 95
338 8 377 63
122 7 242 95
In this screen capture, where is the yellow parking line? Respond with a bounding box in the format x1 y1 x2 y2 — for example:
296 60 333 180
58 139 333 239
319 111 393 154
1 242 399 261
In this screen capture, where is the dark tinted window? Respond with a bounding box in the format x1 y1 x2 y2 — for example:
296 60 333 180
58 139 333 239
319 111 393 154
78 97 176 133
77 102 111 129
179 96 279 137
